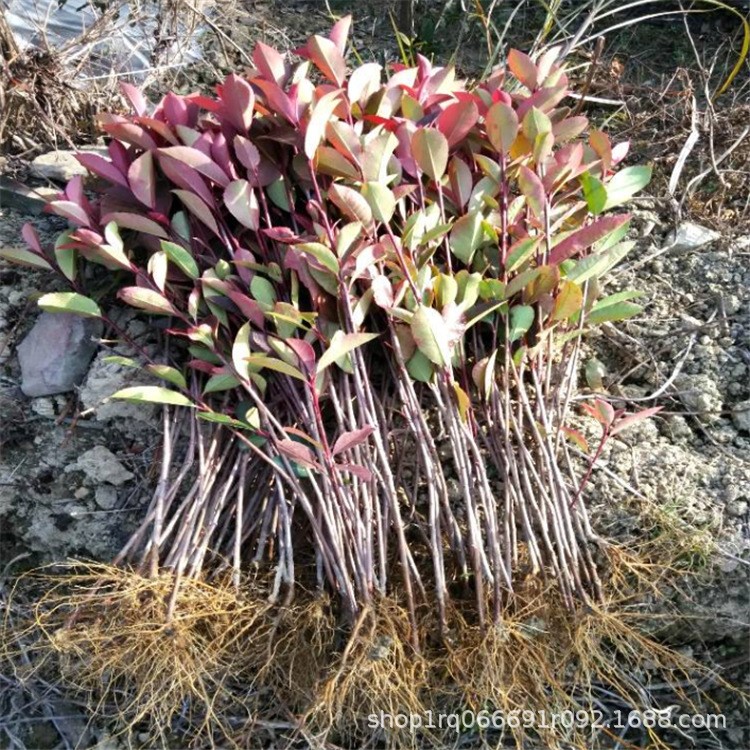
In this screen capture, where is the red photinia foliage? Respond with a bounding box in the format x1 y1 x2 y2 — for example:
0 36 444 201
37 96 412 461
9 17 655 622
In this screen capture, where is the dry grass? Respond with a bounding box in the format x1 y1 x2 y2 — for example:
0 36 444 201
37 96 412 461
2 533 744 749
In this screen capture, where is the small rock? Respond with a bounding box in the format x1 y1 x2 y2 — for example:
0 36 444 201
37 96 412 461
732 400 750 432
66 445 133 486
663 415 693 441
726 499 748 518
74 486 90 499
30 149 105 183
674 373 723 423
668 222 720 252
80 351 155 427
17 313 101 397
94 485 119 509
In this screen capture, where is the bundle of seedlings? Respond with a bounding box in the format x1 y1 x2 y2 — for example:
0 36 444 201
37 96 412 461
2 16 738 749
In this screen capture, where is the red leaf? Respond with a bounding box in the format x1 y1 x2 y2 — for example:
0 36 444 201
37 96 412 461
120 82 147 116
306 35 346 87
581 399 615 428
277 439 318 468
328 14 352 56
224 179 259 230
128 151 156 209
252 79 298 124
234 135 260 171
436 100 479 147
549 215 630 265
286 338 317 375
172 190 221 236
335 463 373 482
220 74 254 132
508 49 538 90
332 426 375 456
253 41 288 86
158 154 215 207
76 153 129 188
158 146 230 187
609 407 663 437
100 211 168 238
518 165 546 220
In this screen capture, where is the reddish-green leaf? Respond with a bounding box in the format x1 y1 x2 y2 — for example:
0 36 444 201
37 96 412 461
224 179 260 230
118 287 177 316
486 102 518 154
411 128 449 181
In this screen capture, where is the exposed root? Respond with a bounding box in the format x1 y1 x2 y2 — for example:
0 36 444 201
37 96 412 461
2 544 745 749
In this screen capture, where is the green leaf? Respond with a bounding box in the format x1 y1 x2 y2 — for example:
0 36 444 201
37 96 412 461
103 355 138 367
411 128 449 181
197 411 251 428
54 230 77 281
111 385 194 407
449 211 484 264
38 292 101 318
161 240 199 279
604 166 652 210
581 172 607 215
203 373 241 394
361 181 396 223
295 242 339 275
146 364 187 389
317 331 380 373
406 349 434 382
247 354 307 381
250 275 277 307
118 287 176 316
0 246 52 270
522 107 552 141
508 305 534 342
411 306 451 367
505 237 539 273
587 296 642 325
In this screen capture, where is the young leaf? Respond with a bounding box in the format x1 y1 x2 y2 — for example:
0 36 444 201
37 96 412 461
317 331 380 373
161 240 199 279
411 128 449 181
118 287 177 316
609 406 663 437
361 182 396 224
449 211 484 264
603 165 652 210
508 49 538 90
295 242 340 275
518 166 546 219
146 364 188 389
111 385 194 407
411 306 451 367
38 292 101 318
332 425 375 456
224 179 260 230
486 102 518 154
0 246 53 270
581 398 615 428
508 304 534 342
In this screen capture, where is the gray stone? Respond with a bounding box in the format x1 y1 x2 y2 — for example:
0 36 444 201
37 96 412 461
30 148 106 183
17 313 102 397
732 400 750 432
80 350 156 427
668 222 720 252
66 445 133 486
94 485 119 509
674 373 723 423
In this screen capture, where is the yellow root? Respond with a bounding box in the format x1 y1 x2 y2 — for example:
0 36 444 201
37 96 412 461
1 543 744 749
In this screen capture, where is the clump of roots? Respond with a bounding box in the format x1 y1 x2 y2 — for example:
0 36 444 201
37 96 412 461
3 542 745 749
14 563 273 745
